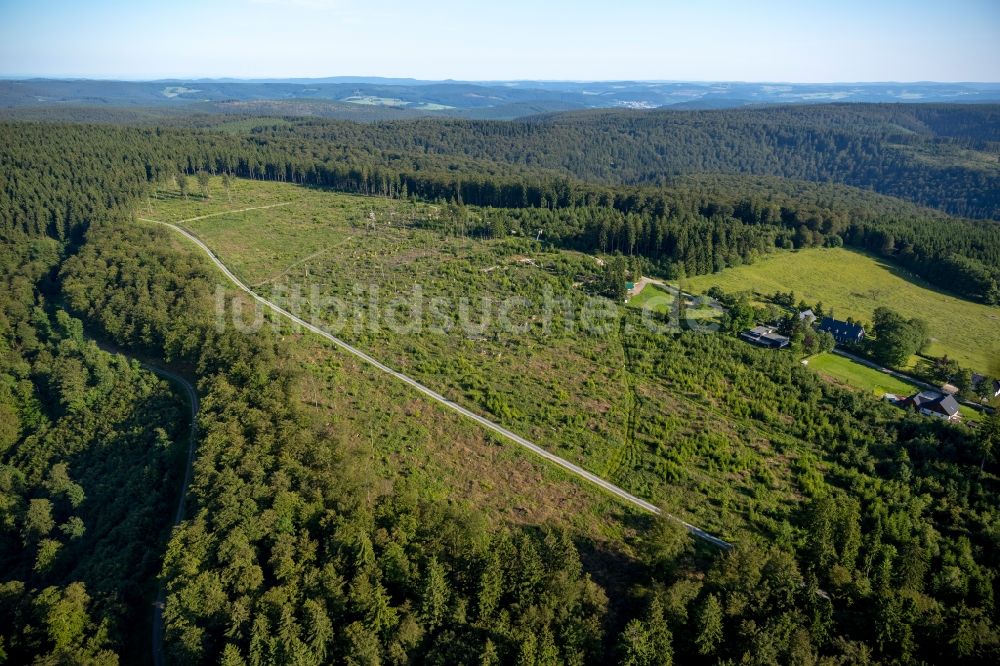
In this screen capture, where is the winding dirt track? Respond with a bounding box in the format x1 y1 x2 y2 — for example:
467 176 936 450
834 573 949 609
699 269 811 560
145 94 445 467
140 359 197 666
94 345 197 666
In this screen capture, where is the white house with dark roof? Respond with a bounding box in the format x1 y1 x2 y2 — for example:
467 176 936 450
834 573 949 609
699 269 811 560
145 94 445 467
798 309 816 324
899 390 961 422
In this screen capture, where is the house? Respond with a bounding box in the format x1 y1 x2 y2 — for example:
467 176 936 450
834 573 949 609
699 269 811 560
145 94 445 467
898 390 961 422
817 317 865 345
798 309 817 324
740 325 790 349
972 373 1000 399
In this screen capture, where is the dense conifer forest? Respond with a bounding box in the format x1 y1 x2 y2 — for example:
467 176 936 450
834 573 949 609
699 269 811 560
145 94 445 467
242 104 1000 218
4 108 1000 302
1 108 999 663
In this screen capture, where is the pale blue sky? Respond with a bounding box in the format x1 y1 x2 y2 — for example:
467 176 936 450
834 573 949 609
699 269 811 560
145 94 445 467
1 0 998 81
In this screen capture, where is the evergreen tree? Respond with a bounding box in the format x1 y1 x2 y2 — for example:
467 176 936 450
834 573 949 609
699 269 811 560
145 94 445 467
694 594 723 656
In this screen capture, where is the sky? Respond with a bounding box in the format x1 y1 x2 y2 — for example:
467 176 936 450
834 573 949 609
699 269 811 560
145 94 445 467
1 0 998 81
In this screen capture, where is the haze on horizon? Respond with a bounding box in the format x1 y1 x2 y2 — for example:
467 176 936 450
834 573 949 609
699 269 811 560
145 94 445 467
2 0 998 83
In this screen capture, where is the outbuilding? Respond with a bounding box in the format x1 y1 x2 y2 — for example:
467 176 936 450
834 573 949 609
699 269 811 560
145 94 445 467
740 325 790 349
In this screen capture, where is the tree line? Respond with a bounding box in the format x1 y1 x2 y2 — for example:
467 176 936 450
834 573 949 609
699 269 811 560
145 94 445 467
4 120 998 302
248 103 1000 218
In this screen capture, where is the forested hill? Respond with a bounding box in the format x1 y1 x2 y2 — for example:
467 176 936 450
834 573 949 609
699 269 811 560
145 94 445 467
253 104 1000 219
2 118 1000 663
3 120 1000 304
3 103 997 218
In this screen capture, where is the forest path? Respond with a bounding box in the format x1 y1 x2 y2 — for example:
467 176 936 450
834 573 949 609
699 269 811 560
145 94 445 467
93 342 198 666
152 200 294 226
143 360 198 666
138 213 734 552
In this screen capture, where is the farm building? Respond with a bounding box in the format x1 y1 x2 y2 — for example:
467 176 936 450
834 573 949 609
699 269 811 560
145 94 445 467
798 309 817 324
898 390 961 422
740 325 790 349
817 317 865 345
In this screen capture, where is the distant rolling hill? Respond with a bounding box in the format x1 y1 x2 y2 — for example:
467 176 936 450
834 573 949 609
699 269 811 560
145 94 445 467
3 78 999 120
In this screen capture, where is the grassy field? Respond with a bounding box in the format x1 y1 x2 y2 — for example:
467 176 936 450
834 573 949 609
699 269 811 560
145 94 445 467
807 352 981 422
807 353 915 396
141 176 955 545
683 247 1000 373
627 284 676 313
154 230 648 594
626 283 721 322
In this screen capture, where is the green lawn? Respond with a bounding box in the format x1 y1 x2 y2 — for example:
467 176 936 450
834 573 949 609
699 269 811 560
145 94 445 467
807 353 980 422
683 247 1000 374
626 284 720 322
627 284 675 313
808 353 917 397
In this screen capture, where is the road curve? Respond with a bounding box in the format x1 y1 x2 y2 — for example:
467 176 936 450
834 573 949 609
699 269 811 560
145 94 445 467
138 214 733 551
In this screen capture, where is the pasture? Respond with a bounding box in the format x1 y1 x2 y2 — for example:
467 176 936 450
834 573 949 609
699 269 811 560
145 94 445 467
683 247 1000 373
808 353 917 396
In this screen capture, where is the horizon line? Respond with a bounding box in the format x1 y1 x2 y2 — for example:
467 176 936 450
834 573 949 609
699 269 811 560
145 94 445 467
2 75 1000 86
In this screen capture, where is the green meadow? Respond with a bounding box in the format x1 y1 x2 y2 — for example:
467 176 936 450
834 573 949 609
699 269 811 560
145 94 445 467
807 352 981 422
684 247 1000 373
807 353 916 397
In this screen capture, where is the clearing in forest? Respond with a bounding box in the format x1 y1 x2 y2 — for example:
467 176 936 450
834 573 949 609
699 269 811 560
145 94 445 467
142 176 950 544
